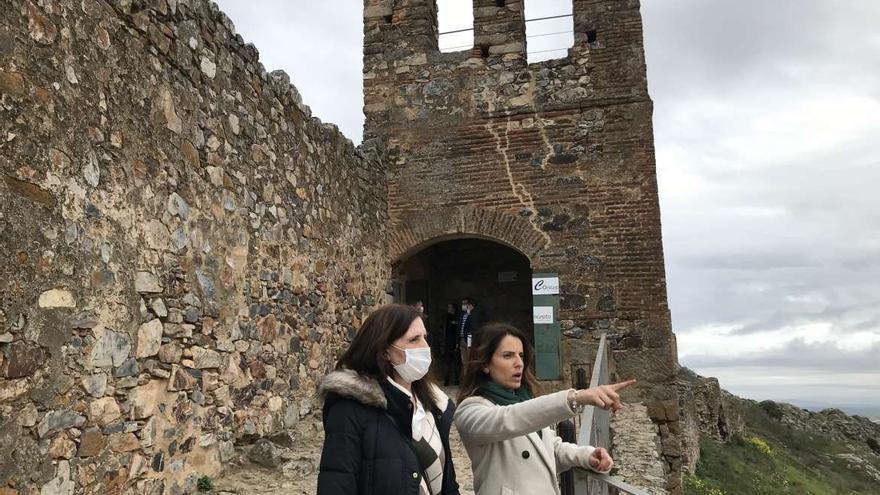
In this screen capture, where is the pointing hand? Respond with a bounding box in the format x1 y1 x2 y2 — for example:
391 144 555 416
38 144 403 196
575 379 636 412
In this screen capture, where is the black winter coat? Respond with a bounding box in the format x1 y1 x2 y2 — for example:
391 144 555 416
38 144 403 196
316 369 460 495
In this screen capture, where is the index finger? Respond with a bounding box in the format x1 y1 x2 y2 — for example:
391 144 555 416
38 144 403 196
609 379 637 392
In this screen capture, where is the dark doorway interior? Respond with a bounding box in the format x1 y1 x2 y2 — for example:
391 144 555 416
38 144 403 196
395 238 533 352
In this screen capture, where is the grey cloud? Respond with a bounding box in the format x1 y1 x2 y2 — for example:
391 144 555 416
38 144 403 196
679 253 813 271
682 340 880 375
642 0 880 98
668 261 880 336
214 0 364 141
730 301 880 336
701 306 875 338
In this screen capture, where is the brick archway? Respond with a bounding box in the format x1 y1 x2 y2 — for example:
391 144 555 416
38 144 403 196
389 207 550 264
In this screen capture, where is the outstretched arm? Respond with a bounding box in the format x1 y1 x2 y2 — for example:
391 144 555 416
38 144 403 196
455 379 637 447
555 379 635 473
454 390 574 445
574 379 637 412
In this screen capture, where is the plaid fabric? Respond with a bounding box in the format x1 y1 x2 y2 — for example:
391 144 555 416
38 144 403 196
386 378 445 495
412 405 444 495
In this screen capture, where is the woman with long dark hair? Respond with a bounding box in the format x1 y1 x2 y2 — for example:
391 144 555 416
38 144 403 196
317 304 459 495
455 323 635 494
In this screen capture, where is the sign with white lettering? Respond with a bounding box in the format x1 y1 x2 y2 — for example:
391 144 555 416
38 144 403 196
532 277 560 295
533 306 554 324
533 272 561 380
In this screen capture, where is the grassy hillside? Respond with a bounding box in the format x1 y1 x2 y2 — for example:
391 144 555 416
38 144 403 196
684 400 880 495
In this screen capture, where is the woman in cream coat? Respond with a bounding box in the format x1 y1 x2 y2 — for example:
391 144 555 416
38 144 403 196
454 323 635 495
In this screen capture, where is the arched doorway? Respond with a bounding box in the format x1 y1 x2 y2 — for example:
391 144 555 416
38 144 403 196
393 238 533 370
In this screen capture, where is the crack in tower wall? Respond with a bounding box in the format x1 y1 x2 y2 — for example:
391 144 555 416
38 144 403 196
364 0 683 492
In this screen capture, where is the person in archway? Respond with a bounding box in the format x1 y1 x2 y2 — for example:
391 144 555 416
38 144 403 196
412 300 426 317
442 302 460 386
317 304 460 495
457 296 484 372
411 300 431 345
454 323 636 495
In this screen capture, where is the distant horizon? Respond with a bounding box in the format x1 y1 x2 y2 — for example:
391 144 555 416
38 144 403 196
681 364 880 418
762 398 880 417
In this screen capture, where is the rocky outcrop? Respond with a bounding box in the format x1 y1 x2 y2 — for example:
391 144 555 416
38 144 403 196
757 400 880 454
677 366 880 479
676 367 745 472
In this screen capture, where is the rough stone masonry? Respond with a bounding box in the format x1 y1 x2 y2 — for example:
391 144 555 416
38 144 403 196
1 0 682 493
363 0 681 492
1 0 387 493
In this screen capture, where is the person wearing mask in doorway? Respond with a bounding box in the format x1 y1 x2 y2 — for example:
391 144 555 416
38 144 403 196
412 300 431 345
413 300 426 316
443 302 460 386
457 297 484 372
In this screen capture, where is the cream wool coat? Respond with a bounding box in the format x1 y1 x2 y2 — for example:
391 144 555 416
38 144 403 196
455 389 605 495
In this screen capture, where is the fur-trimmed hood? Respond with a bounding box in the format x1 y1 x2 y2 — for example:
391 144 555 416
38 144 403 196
317 369 450 411
318 369 387 409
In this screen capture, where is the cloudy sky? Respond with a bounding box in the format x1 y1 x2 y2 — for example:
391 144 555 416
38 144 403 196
214 0 880 414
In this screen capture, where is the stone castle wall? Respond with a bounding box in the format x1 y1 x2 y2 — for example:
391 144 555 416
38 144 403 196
0 1 387 493
363 0 682 491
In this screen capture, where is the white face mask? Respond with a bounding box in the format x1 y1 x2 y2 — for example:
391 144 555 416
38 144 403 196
391 345 432 383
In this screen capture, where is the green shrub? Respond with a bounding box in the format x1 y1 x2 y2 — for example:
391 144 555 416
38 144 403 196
759 400 783 420
684 473 727 495
747 435 773 456
688 414 880 495
197 475 213 492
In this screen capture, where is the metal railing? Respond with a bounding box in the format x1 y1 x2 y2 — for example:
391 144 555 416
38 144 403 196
559 333 652 495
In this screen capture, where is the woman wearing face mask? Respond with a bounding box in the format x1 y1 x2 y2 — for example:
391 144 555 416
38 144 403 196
317 304 460 495
455 323 636 495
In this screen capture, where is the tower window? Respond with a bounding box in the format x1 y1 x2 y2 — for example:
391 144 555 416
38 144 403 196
524 0 574 63
437 0 474 53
